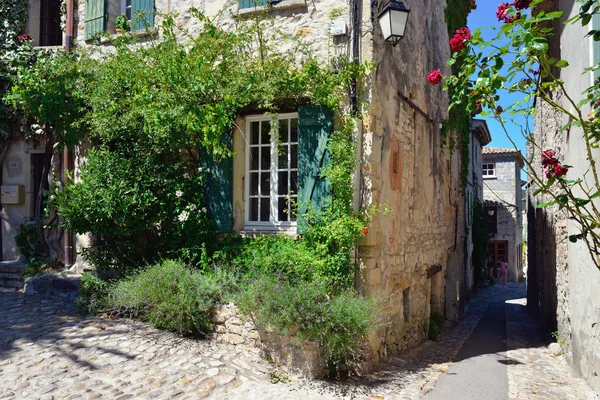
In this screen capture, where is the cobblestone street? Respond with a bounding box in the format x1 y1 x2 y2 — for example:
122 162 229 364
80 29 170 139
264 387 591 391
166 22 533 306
0 284 598 400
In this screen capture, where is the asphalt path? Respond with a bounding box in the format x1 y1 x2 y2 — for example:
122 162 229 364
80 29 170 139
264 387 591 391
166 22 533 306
424 292 509 400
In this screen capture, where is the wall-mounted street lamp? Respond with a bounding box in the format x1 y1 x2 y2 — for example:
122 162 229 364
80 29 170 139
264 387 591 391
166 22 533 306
487 208 496 216
378 0 411 47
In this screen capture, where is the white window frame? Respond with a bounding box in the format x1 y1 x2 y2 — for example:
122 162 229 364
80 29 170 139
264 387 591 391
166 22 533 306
483 162 496 178
120 0 133 21
244 113 298 233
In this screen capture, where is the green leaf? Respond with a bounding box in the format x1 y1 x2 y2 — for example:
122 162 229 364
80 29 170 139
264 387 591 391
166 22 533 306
536 201 557 208
555 60 569 68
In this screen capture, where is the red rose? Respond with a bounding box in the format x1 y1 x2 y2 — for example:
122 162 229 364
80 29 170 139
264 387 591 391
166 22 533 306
504 12 521 23
362 228 368 235
513 0 532 10
427 69 442 85
450 37 466 52
18 33 32 42
554 163 568 177
496 3 511 21
449 27 471 52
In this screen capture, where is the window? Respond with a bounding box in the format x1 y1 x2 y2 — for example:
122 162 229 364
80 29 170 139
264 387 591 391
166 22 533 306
245 114 298 230
483 162 496 177
26 0 63 47
239 0 283 9
85 0 155 39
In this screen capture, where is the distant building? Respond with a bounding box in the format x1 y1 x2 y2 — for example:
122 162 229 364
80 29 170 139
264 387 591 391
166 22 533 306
464 119 491 292
482 148 524 282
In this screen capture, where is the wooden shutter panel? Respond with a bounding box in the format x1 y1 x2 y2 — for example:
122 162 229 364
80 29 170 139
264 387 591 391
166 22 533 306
238 0 283 10
593 13 600 80
131 0 155 31
297 105 333 233
202 142 234 233
84 0 105 40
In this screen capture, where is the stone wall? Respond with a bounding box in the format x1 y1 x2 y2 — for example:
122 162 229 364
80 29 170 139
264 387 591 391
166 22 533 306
528 1 600 391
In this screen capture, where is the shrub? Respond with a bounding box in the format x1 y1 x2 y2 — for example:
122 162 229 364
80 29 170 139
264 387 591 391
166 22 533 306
15 223 62 278
76 272 110 314
106 260 226 335
428 312 445 341
236 273 380 376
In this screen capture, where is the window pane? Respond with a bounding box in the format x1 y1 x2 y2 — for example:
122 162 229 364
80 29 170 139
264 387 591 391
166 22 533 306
261 121 271 144
250 147 259 170
279 119 289 144
250 173 259 196
278 171 288 195
290 196 297 220
251 121 260 145
290 118 298 142
260 146 271 170
260 198 270 222
291 171 298 194
278 197 288 222
278 151 289 169
260 172 270 196
250 198 258 221
291 144 298 169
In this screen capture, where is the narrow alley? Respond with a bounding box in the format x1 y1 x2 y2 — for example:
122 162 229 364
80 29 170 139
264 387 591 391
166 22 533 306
0 284 596 400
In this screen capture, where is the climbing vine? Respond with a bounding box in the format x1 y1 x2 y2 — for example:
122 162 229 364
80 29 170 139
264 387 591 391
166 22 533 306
443 0 476 187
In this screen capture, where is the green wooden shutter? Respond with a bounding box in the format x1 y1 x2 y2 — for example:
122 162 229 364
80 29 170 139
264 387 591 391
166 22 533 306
593 13 600 80
131 0 154 31
297 105 333 233
238 0 283 10
202 142 233 233
84 0 105 40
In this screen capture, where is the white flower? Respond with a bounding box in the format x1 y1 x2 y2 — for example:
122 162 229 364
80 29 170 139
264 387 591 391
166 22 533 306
178 211 189 221
175 190 183 197
189 204 197 211
183 173 190 179
201 207 207 213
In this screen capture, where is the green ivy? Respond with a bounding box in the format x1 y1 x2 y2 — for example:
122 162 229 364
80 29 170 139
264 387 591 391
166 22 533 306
444 0 473 188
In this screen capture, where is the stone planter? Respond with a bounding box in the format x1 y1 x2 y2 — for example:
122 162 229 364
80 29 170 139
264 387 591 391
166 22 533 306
210 302 324 378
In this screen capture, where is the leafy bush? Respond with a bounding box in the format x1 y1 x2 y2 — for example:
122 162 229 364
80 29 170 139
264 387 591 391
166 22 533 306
107 260 231 335
428 312 445 341
236 273 380 376
15 223 62 278
58 147 214 276
76 272 110 314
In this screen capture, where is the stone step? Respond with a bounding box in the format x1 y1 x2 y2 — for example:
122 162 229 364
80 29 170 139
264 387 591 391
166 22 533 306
0 272 22 280
3 280 24 288
0 261 26 274
0 261 26 289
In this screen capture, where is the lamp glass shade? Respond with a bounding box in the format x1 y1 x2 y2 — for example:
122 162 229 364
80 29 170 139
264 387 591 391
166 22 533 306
378 1 410 46
487 209 495 216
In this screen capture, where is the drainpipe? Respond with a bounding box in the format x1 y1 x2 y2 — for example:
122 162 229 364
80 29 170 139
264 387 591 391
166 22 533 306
63 0 74 267
65 0 73 52
352 0 362 289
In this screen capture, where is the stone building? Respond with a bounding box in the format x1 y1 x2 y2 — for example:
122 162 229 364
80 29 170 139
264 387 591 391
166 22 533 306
464 119 491 292
527 1 600 391
6 0 476 364
482 147 524 283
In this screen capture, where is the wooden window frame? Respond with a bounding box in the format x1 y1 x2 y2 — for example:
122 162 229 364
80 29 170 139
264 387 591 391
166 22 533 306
483 162 496 178
244 113 298 233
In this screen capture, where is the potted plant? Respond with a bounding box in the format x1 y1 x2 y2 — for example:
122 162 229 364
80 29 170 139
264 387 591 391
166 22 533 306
115 14 129 34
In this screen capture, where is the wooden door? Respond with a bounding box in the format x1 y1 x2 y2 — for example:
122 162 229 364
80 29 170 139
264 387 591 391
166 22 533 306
488 240 508 278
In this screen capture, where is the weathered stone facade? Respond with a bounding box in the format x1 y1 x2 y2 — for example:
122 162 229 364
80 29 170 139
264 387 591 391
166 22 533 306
482 148 524 282
527 2 600 391
16 0 473 368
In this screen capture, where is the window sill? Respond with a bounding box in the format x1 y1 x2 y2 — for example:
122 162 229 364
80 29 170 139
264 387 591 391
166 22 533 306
95 28 158 44
237 0 307 16
483 176 497 180
240 226 297 237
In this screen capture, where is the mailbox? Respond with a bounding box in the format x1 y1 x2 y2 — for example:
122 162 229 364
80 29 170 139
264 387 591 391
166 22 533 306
1 185 25 205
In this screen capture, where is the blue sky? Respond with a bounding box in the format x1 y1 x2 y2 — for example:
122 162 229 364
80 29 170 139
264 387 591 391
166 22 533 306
467 2 530 156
